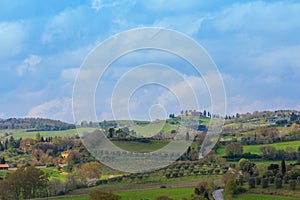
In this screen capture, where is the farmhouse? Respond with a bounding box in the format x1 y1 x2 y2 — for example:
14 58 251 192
0 164 9 170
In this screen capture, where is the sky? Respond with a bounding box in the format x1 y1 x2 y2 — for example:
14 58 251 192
1 0 300 122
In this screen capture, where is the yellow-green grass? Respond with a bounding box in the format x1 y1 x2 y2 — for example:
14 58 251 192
217 140 300 156
117 187 194 200
41 168 68 182
130 121 178 136
69 174 222 196
0 170 12 179
52 187 194 200
52 196 87 200
234 194 299 200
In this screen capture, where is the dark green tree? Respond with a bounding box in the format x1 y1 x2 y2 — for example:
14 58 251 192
281 159 286 175
226 142 243 158
275 177 282 189
0 157 5 164
289 180 296 190
0 142 4 151
224 177 238 199
248 177 256 189
262 178 268 188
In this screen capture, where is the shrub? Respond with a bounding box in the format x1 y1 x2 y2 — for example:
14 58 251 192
248 177 256 189
289 180 296 190
236 187 247 194
297 176 300 184
283 175 290 184
269 176 275 184
194 180 214 199
256 177 262 185
262 178 268 188
238 176 244 186
275 178 282 189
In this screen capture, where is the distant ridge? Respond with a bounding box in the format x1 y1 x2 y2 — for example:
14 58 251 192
0 117 75 131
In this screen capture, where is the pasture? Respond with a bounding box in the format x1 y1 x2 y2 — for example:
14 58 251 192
217 140 300 157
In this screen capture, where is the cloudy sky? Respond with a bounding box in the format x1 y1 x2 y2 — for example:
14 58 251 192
1 0 300 122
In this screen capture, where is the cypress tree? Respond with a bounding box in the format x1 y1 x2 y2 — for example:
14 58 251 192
281 159 286 175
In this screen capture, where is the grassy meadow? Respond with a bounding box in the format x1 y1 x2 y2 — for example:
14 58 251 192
52 187 194 200
217 140 300 156
234 194 299 200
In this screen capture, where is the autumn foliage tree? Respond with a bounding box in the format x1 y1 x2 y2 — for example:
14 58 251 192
225 142 243 158
0 166 49 199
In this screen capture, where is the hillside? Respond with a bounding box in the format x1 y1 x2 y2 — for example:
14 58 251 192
0 118 75 131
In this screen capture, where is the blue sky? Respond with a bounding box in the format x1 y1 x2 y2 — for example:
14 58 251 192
1 0 300 122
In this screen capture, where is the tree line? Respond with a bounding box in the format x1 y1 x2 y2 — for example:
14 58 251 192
0 118 75 131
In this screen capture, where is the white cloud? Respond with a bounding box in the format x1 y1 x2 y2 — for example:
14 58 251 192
154 15 207 35
27 98 73 122
213 1 300 33
41 6 88 45
91 0 120 11
91 0 104 11
16 55 42 76
60 68 79 81
253 45 300 73
0 21 27 59
0 112 5 119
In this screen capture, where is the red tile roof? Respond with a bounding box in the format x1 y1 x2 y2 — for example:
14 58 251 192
0 164 9 168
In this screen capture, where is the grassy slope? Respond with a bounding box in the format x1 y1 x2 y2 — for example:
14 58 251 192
112 140 170 152
234 194 299 200
49 187 194 200
217 140 300 156
41 168 68 182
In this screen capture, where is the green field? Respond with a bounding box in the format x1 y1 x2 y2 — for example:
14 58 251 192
217 140 300 156
234 194 299 200
118 187 194 200
53 196 87 200
112 140 170 152
41 168 68 182
52 187 194 200
130 121 178 136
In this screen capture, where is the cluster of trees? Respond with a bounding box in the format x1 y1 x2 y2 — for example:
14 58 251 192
48 161 102 196
106 127 136 139
224 141 300 161
245 160 300 190
240 126 281 145
0 161 103 199
260 145 300 161
225 142 243 158
224 158 300 198
0 167 49 199
0 136 21 151
0 133 95 167
0 118 75 130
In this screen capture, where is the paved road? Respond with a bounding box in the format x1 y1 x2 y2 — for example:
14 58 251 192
212 189 224 200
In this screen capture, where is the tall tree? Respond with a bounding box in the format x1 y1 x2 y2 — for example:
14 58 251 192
0 142 4 151
35 132 41 141
281 159 286 175
4 166 49 199
0 157 5 164
225 142 243 158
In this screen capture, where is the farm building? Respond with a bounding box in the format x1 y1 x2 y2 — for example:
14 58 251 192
0 164 9 170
